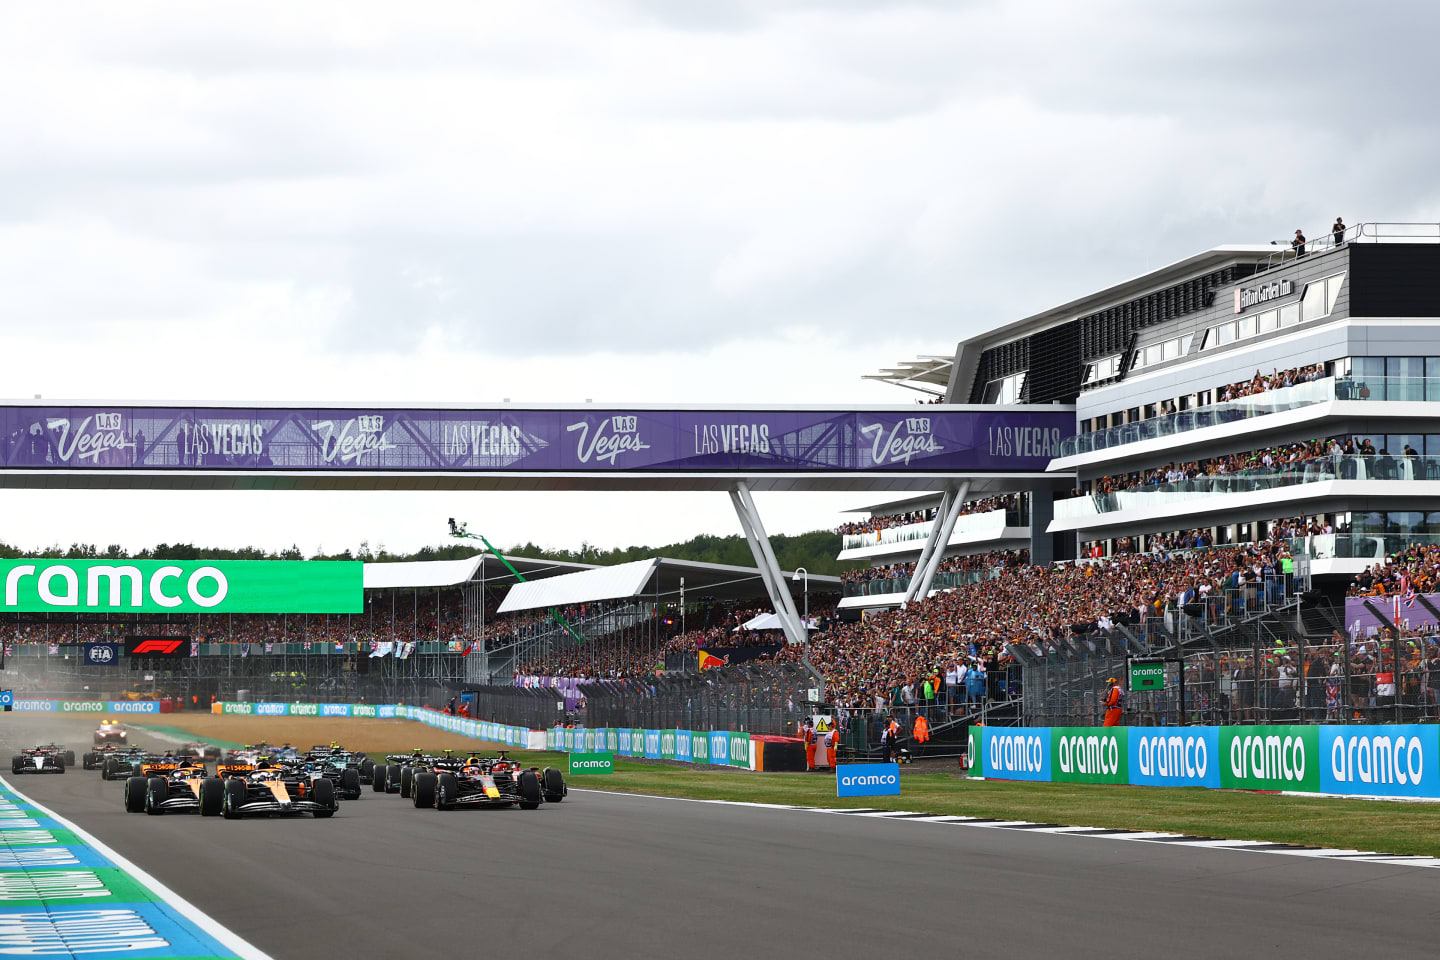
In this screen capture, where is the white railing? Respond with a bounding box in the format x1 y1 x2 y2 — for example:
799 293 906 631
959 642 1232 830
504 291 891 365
840 508 1015 552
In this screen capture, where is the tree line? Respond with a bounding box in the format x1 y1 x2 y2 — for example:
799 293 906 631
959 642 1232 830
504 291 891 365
0 530 847 576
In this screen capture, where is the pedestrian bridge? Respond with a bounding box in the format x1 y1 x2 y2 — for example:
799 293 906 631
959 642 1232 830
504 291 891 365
0 401 1072 493
0 399 1074 650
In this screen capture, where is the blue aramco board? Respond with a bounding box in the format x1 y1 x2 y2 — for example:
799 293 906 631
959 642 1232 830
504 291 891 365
836 763 901 797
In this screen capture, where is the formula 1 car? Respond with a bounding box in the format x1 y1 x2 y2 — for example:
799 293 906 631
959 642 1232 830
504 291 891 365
98 748 150 780
122 760 224 816
378 750 460 798
83 744 125 770
10 746 67 774
213 761 337 819
176 742 222 761
411 753 566 811
304 754 364 800
94 721 128 745
304 744 375 785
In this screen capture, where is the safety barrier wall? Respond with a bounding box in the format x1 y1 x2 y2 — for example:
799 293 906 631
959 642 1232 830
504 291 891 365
969 725 1440 799
205 701 546 749
546 726 754 769
196 704 761 765
10 699 172 714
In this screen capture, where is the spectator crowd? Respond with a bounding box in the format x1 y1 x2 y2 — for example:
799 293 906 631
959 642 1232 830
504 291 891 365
836 495 1019 538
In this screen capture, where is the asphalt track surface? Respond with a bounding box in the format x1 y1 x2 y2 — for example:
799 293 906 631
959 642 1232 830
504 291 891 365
3 716 1438 960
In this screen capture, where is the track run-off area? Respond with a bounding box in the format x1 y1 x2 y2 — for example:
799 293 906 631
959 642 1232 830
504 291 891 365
2 716 1437 960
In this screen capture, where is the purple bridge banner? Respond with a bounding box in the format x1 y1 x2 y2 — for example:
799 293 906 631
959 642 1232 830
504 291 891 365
0 405 1070 474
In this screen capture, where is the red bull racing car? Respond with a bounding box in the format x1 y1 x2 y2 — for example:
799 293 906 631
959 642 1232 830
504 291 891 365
410 753 566 810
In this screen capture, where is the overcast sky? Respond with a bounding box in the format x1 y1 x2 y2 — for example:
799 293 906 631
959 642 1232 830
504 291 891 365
2 1 1437 557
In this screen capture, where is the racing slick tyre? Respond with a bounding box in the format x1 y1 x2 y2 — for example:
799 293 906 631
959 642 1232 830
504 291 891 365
124 776 147 813
371 763 388 793
144 777 168 814
517 770 542 810
312 776 337 818
64 751 76 767
55 758 65 774
385 764 402 793
412 772 437 809
199 778 224 817
359 758 375 784
222 777 246 819
10 758 21 776
435 772 458 810
341 767 362 799
541 768 566 803
541 768 566 802
400 765 414 799
82 752 98 770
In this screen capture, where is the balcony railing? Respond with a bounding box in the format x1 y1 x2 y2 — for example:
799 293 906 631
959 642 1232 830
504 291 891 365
1258 221 1440 273
1055 454 1440 521
839 506 1024 551
1288 533 1440 562
1060 376 1440 459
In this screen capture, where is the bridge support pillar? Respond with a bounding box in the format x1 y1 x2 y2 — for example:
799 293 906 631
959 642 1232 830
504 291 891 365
729 482 809 650
902 480 970 605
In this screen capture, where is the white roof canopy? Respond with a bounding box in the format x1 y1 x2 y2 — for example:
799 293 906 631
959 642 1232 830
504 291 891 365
497 558 659 614
362 557 482 590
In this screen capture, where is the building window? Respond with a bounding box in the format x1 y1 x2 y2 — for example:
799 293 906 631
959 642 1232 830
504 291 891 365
1082 355 1121 384
982 372 1026 404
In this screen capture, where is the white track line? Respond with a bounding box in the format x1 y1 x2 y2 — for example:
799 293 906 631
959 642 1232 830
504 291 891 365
570 787 1440 869
0 773 277 960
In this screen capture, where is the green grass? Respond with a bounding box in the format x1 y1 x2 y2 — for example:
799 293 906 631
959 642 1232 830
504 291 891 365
388 749 1440 858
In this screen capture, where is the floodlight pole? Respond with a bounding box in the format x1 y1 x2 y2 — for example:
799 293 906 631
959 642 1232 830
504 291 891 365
447 520 585 646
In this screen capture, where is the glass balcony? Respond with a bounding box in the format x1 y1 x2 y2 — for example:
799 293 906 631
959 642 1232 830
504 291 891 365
1055 454 1440 520
1059 376 1436 459
839 506 1025 551
1288 533 1440 562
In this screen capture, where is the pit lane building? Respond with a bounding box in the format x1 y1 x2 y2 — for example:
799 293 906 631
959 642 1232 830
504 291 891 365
853 222 1440 607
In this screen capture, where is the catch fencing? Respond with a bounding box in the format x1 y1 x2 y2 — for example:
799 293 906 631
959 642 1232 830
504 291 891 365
2 642 472 706
1018 608 1440 728
576 663 817 737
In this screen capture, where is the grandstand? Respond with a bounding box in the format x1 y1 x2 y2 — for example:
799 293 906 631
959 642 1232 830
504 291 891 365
835 221 1440 732
0 552 834 706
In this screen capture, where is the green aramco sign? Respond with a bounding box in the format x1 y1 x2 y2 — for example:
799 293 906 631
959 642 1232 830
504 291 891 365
0 560 362 613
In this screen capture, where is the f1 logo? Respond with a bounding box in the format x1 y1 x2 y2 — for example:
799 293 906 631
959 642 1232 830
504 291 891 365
132 639 182 654
124 637 189 657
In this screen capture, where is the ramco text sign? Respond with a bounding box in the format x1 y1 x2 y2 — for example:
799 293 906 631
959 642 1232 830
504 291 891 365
837 763 901 797
0 560 361 613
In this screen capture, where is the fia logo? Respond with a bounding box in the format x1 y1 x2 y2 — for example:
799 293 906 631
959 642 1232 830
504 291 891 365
567 415 651 466
87 645 115 664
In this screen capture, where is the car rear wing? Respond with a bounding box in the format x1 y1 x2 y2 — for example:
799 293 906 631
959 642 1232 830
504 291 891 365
216 762 256 778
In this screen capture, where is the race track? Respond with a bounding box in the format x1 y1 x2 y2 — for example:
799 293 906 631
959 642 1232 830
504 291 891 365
3 715 1436 960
